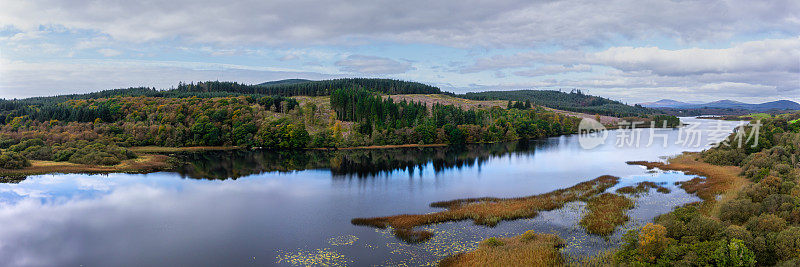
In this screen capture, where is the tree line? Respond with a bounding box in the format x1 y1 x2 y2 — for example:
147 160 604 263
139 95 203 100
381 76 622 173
461 89 655 117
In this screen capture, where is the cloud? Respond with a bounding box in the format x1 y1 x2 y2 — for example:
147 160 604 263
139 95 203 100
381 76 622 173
0 0 797 47
513 64 592 76
335 55 413 74
590 37 800 76
0 59 337 98
97 48 121 57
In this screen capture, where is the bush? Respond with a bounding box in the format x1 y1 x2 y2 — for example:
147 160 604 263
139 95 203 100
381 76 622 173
745 213 786 234
638 223 670 262
776 227 800 261
713 238 756 267
0 151 30 169
718 225 754 245
483 237 504 247
657 206 721 241
719 199 760 224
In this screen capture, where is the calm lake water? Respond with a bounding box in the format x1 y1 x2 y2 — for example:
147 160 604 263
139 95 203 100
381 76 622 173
0 118 744 266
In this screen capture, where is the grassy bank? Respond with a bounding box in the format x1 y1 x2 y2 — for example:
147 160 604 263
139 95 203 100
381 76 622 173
0 154 172 179
352 175 620 242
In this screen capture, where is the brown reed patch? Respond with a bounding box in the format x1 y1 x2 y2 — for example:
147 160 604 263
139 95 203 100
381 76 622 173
626 152 745 214
579 193 634 235
438 231 565 266
352 175 620 242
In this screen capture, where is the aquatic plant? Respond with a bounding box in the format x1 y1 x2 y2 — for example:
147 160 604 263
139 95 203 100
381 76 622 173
352 175 620 242
579 193 634 235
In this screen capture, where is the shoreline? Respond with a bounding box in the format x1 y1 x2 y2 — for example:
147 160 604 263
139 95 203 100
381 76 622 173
436 152 748 265
0 154 173 179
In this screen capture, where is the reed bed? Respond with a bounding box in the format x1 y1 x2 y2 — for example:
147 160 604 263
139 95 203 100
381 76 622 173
352 175 620 242
578 193 634 235
438 230 565 266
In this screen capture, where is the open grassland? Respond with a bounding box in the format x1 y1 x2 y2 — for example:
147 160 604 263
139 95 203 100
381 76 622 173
438 230 565 266
540 106 621 125
352 175 620 242
387 94 622 125
385 94 506 110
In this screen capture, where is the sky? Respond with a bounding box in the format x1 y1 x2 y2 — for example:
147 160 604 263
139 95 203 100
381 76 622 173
0 0 798 103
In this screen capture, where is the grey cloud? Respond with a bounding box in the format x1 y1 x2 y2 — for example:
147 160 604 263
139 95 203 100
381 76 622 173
0 59 338 98
1 0 797 47
335 55 413 74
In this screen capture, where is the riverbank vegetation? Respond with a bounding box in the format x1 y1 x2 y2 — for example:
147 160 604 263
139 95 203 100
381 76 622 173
351 175 620 242
433 112 798 266
612 112 800 266
0 79 592 175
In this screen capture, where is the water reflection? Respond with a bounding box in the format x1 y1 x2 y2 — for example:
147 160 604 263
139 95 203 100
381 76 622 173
173 141 555 180
0 118 745 266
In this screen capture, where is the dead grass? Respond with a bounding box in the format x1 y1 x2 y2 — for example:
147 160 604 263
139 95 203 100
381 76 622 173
385 94 506 111
352 175 620 242
626 152 746 214
0 154 172 177
438 230 565 266
579 193 634 235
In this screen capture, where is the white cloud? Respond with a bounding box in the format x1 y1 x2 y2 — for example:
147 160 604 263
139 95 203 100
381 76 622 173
335 55 413 74
97 48 121 57
513 64 592 76
590 37 800 76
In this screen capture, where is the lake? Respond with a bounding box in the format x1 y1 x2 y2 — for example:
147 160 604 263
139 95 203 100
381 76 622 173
0 117 744 266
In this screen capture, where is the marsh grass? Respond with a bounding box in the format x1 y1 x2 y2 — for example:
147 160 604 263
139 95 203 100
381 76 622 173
627 153 745 214
616 181 671 195
352 175 620 242
579 193 634 235
438 231 565 266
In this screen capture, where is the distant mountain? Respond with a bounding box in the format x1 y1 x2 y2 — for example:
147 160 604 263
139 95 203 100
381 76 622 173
638 99 693 108
639 99 800 111
256 79 312 87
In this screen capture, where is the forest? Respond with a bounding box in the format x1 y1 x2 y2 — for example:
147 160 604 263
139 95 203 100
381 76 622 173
0 79 594 169
461 89 655 117
614 113 800 265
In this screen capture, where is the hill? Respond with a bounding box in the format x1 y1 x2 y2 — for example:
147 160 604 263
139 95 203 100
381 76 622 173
460 89 655 117
639 99 800 111
256 79 312 86
638 99 693 108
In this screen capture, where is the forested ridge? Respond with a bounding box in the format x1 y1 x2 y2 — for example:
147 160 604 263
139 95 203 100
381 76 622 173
0 79 588 169
461 89 655 117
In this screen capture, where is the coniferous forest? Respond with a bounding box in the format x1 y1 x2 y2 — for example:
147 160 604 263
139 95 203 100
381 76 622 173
0 79 622 168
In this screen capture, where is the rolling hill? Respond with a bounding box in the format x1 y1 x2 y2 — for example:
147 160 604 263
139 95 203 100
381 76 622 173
639 99 800 111
460 89 655 117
